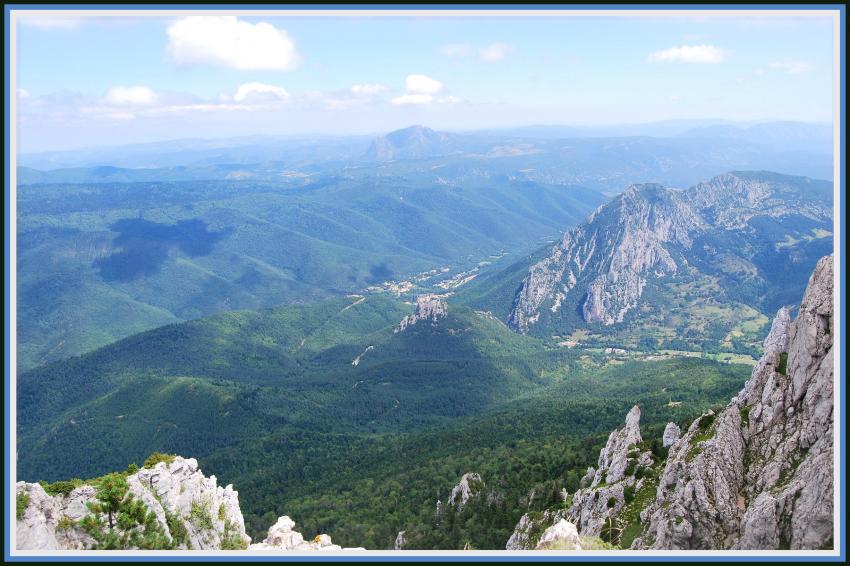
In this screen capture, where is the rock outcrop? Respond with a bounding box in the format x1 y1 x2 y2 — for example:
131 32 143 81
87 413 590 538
394 530 407 550
16 456 363 552
535 519 582 550
17 457 249 551
446 473 485 512
507 172 832 333
506 508 568 550
508 184 701 331
565 406 655 537
508 255 834 552
395 294 448 333
248 516 364 551
662 423 681 448
636 255 834 550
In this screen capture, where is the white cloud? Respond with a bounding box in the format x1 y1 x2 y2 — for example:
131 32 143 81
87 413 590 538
350 83 389 96
18 88 30 99
478 42 514 62
405 74 443 95
768 60 816 75
233 82 289 102
441 44 474 58
647 44 727 64
104 86 158 106
19 16 82 30
167 16 301 71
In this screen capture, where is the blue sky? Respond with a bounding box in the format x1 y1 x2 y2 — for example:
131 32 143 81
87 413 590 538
14 11 836 152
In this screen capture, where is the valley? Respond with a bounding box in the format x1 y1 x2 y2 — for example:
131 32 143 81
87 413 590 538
14 124 836 552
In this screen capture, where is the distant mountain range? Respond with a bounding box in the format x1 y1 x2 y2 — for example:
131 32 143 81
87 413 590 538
18 122 833 190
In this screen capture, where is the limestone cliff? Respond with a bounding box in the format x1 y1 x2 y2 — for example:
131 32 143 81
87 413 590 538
395 294 448 333
636 254 834 550
507 172 832 334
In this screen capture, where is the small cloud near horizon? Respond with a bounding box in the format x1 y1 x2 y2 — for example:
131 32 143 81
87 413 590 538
647 44 728 64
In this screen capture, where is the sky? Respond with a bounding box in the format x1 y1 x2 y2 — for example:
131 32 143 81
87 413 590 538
13 10 837 152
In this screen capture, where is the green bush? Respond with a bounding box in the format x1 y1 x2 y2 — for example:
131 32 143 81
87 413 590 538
16 492 30 520
41 479 84 496
220 520 248 550
606 496 618 508
165 509 189 548
143 453 177 469
623 485 636 504
190 499 214 530
777 352 788 375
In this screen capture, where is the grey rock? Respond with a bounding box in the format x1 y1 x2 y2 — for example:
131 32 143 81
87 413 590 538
638 255 834 550
506 508 567 550
17 455 366 552
662 422 681 448
564 405 654 537
395 294 448 333
394 530 407 550
535 519 582 550
16 457 250 551
446 473 484 512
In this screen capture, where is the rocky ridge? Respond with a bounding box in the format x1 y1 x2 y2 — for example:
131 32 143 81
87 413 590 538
635 254 834 550
395 294 448 333
507 172 832 333
16 456 363 552
566 406 655 538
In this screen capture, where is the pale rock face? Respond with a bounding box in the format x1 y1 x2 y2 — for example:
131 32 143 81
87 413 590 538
565 405 654 537
395 294 448 333
637 255 834 550
446 473 484 512
506 172 831 333
535 519 582 550
508 183 703 331
16 456 367 552
16 457 250 551
248 516 364 551
394 530 407 550
688 173 831 230
662 423 681 448
506 509 567 550
593 405 643 486
15 482 97 550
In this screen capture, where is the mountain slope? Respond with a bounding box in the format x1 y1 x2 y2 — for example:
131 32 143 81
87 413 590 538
17 293 555 481
17 176 605 370
466 171 832 354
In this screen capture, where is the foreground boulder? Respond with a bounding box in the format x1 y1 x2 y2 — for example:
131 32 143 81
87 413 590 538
248 516 364 551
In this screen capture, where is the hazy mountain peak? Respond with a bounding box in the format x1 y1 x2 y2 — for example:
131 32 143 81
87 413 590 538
364 125 459 161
